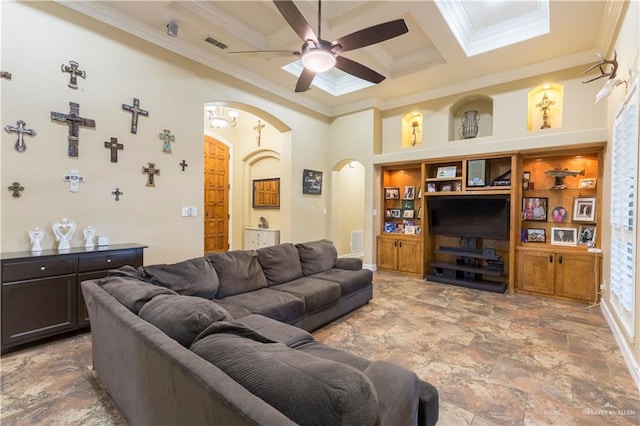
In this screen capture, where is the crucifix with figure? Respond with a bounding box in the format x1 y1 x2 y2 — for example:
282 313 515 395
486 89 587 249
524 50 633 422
122 98 149 134
51 102 96 157
159 129 175 153
254 120 265 146
104 137 124 162
142 162 160 187
4 120 36 152
61 60 86 89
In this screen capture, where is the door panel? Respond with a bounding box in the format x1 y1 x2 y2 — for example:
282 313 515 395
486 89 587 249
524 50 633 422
204 136 229 253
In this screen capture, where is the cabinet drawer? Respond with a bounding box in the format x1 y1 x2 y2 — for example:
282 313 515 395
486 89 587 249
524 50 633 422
78 250 138 272
2 257 76 282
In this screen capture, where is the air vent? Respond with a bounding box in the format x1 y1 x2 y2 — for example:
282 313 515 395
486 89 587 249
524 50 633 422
204 37 228 50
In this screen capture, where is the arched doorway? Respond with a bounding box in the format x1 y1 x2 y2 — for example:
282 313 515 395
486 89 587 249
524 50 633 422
332 160 366 256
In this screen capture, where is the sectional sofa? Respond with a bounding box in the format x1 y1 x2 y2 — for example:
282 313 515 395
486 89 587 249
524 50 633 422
82 239 439 425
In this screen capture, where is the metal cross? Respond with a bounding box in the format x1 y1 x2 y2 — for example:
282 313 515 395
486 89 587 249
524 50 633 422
61 60 86 89
142 162 160 187
112 187 123 201
8 182 24 198
63 169 86 192
51 102 96 157
179 159 188 171
1 71 11 80
159 129 175 153
4 120 36 152
254 120 265 146
104 137 124 163
122 98 149 134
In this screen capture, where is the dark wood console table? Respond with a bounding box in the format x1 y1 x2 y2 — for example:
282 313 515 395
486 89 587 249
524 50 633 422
1 243 146 353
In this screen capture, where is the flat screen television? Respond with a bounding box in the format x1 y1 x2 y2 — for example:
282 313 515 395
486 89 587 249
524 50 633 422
427 195 510 240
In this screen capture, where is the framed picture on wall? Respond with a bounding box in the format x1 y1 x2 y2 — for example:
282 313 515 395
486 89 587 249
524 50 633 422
302 169 323 195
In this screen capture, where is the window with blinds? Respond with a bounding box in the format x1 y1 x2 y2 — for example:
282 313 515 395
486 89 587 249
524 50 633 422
610 80 638 339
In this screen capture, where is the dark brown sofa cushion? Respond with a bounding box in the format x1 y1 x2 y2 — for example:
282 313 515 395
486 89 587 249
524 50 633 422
139 294 232 347
218 288 305 324
295 239 337 275
98 275 177 314
140 257 219 299
206 250 267 298
191 325 378 426
311 268 373 295
271 277 341 313
257 243 304 285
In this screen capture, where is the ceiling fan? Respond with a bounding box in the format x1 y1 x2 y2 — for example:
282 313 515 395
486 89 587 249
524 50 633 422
231 0 409 93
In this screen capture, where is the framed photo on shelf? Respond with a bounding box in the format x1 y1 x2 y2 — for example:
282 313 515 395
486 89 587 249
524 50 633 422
427 183 437 192
390 208 401 218
384 187 400 200
573 197 596 222
550 206 568 223
522 197 547 221
525 228 546 242
403 209 414 219
523 171 531 190
578 225 597 246
436 166 457 178
417 206 422 219
385 208 393 218
579 178 597 189
403 186 415 200
384 222 397 233
467 159 487 187
417 186 422 199
405 225 416 235
551 227 578 246
402 200 414 210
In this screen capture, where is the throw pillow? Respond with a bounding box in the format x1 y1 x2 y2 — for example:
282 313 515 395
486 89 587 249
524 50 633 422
206 250 267 298
140 257 219 299
139 294 232 347
295 239 337 275
257 243 303 285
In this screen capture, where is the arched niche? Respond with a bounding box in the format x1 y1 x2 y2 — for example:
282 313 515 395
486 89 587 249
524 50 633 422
331 159 366 257
527 83 564 131
401 112 423 148
449 94 494 141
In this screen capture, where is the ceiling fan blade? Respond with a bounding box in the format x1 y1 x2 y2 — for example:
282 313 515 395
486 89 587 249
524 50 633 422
295 67 316 92
228 50 301 58
333 19 408 53
273 0 318 43
335 56 385 84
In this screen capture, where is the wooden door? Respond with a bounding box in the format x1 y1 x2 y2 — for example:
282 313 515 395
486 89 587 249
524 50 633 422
377 237 399 270
398 238 422 274
555 252 598 302
516 249 555 295
204 136 229 253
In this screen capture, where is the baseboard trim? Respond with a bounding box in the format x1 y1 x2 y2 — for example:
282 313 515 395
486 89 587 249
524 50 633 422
601 302 640 392
364 263 376 272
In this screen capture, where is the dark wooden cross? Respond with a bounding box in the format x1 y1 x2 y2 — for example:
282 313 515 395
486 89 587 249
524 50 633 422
142 162 160 187
122 98 149 134
51 102 96 157
4 120 36 152
61 60 86 89
104 137 124 163
179 160 188 171
8 182 24 198
159 129 175 153
112 187 123 201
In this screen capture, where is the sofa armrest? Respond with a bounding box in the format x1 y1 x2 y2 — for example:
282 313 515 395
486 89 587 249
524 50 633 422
334 257 362 270
418 380 439 426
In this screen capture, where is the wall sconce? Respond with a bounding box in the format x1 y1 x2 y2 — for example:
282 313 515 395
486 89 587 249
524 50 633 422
207 107 239 128
411 120 421 146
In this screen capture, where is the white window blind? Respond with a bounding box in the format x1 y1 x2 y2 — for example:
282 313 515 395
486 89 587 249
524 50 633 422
610 79 639 339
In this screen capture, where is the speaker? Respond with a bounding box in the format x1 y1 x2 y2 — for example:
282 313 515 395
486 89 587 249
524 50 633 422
167 22 179 37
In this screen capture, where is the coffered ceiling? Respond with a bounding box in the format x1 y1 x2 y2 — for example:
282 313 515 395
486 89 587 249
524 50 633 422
58 1 626 117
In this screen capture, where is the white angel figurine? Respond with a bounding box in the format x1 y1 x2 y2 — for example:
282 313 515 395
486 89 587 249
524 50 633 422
28 228 44 252
52 218 76 250
83 225 96 248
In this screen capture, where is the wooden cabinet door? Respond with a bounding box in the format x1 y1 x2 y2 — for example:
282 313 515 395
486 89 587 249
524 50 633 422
398 239 422 274
517 250 555 295
377 237 398 270
555 252 598 302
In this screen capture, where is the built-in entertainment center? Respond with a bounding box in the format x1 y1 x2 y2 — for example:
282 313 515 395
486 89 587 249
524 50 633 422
377 144 603 303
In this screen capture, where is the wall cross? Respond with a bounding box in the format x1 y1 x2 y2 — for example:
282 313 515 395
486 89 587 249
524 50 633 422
254 120 265 146
8 182 24 198
61 60 86 89
179 160 188 171
104 137 124 163
122 98 149 134
63 169 86 192
51 102 96 157
159 129 175 153
4 120 36 152
142 162 160 187
112 187 123 201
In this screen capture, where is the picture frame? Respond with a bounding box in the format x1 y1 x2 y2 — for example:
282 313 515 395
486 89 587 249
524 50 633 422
523 171 531 190
384 187 400 200
403 209 414 219
384 222 397 233
417 186 422 199
551 227 578 246
302 169 323 195
404 225 416 235
579 178 597 189
441 184 452 192
573 197 596 222
403 186 415 200
427 183 436 192
415 226 422 235
522 197 547 221
526 228 546 243
417 206 422 219
578 225 597 246
467 159 487 187
390 208 401 218
436 166 457 178
385 208 393 218
402 200 414 210
550 206 568 223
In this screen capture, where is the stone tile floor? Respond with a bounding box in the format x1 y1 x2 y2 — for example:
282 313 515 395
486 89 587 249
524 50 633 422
2 271 639 425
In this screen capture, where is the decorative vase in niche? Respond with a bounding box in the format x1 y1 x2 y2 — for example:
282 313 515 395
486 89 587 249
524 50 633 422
461 110 480 139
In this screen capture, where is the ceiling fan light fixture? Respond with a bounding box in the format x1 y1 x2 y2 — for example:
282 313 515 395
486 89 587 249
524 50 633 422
301 41 336 73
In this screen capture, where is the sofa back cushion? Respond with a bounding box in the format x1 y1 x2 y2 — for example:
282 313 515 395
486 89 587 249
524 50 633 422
191 331 378 425
295 239 337 275
98 275 177 314
139 294 232 347
206 250 267 298
257 243 303 285
140 257 219 299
